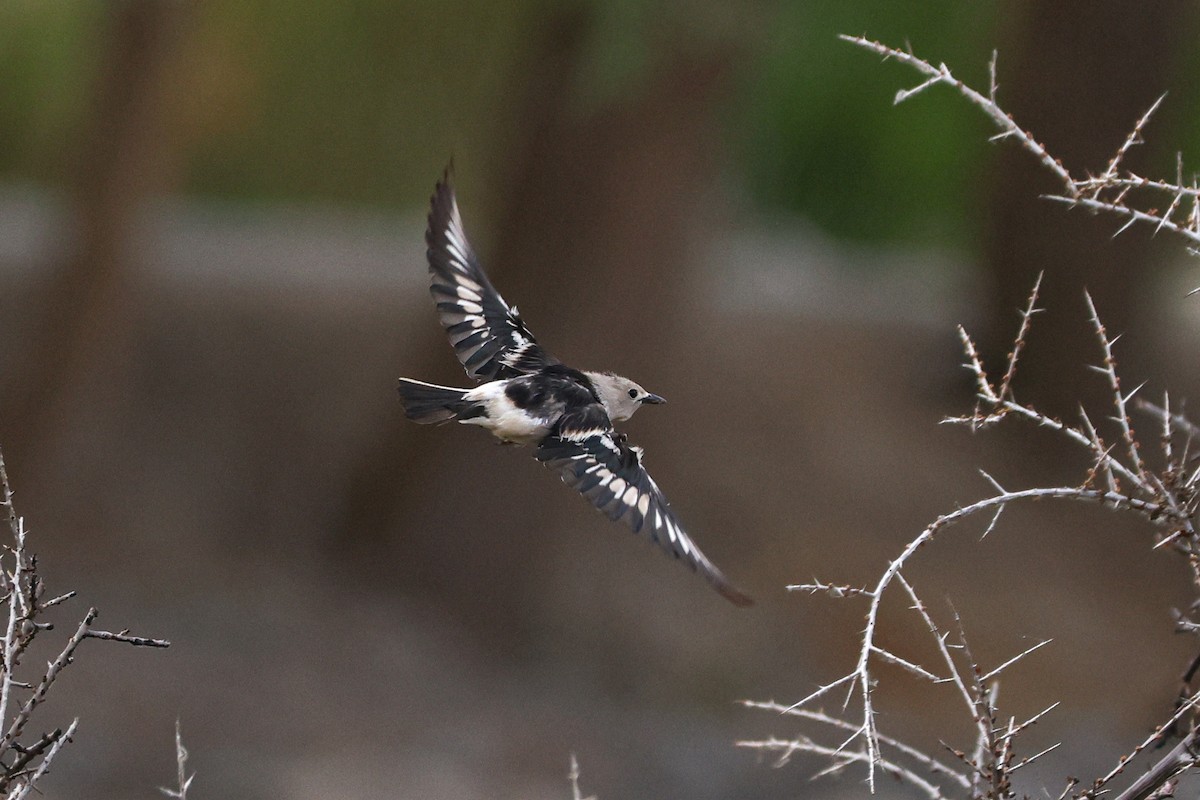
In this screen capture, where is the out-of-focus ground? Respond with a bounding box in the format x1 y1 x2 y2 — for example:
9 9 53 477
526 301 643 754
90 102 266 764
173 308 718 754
2 187 1200 798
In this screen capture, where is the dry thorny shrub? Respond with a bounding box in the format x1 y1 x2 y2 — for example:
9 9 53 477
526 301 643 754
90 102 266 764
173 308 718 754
0 450 174 798
740 36 1200 800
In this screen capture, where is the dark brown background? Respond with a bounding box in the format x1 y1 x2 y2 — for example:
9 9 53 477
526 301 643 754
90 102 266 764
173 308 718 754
2 2 1200 797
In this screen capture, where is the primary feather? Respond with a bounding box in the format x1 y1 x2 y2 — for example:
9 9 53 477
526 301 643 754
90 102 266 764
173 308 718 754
426 179 556 381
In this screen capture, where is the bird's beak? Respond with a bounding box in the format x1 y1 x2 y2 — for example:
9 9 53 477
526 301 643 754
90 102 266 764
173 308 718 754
641 393 666 405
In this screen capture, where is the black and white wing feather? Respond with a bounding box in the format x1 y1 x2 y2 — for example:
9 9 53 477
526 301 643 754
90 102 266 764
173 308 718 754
536 410 753 606
426 174 556 382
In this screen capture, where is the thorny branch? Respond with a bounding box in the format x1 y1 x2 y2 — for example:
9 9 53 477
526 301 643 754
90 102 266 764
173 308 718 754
159 720 195 800
742 272 1200 797
0 447 169 796
743 37 1200 797
841 35 1200 253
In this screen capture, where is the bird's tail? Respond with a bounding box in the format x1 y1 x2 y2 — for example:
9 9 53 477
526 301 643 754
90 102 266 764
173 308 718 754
397 378 477 424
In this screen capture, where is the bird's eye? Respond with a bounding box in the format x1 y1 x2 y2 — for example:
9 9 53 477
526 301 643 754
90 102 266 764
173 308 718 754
628 388 638 399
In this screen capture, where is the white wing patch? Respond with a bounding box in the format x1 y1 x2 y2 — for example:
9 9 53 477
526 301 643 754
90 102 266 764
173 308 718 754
426 176 557 382
455 285 482 302
534 428 752 605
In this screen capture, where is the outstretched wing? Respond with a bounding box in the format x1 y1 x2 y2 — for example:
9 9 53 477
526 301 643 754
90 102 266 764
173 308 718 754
536 409 753 606
426 173 557 382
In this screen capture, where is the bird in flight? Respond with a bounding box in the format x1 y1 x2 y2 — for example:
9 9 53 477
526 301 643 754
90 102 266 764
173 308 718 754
397 172 752 606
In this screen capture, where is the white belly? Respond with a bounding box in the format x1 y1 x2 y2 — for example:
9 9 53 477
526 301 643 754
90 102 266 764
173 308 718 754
462 381 551 444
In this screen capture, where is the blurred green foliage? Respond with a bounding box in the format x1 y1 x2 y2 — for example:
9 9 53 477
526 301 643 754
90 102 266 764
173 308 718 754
737 1 1000 248
0 3 104 184
180 0 550 207
0 1 552 209
0 0 1064 253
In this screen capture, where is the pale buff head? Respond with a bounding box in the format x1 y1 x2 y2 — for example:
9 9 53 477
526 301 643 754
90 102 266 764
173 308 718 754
584 371 666 423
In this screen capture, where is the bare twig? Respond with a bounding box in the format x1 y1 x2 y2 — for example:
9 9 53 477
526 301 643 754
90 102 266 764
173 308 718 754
6 718 77 800
1110 729 1200 800
0 611 98 754
841 35 1071 187
747 734 951 800
998 271 1044 401
159 720 194 800
1096 94 1167 190
746 33 1200 800
568 753 596 800
0 447 171 795
748 280 1200 796
85 628 170 648
740 703 972 789
843 35 1200 250
787 579 874 599
1084 291 1149 486
1089 693 1200 800
0 454 18 542
979 639 1053 684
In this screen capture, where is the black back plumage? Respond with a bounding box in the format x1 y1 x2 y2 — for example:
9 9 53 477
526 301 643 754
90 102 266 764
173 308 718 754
504 365 599 415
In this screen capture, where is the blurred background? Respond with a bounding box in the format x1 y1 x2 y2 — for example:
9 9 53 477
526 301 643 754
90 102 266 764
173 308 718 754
3 1 1200 797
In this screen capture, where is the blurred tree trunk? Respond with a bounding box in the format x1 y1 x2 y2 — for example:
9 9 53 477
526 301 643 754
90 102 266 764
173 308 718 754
981 1 1198 419
335 7 739 619
4 2 194 472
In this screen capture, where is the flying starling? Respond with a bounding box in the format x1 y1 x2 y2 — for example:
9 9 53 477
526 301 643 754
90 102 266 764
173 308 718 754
397 174 752 606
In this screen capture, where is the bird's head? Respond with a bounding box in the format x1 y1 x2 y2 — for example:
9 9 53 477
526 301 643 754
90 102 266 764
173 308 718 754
586 371 666 423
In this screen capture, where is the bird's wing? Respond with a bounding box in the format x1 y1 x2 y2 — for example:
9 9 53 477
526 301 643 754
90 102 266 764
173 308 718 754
536 410 753 606
426 173 557 382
